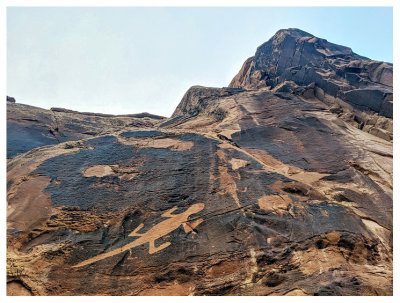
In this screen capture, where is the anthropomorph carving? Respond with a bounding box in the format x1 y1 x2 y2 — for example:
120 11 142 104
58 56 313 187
73 203 205 268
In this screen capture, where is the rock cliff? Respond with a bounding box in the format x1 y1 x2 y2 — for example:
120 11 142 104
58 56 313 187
7 29 392 296
7 101 164 158
229 28 393 139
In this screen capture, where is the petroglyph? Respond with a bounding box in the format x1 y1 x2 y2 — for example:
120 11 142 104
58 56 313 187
73 203 204 268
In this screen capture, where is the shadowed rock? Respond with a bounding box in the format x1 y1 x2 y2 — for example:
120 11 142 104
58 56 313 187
7 29 392 296
229 28 392 120
7 96 16 103
7 102 165 158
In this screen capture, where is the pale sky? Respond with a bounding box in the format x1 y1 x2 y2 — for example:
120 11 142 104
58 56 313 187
7 7 393 117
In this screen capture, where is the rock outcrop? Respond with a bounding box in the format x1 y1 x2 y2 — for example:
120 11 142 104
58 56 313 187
50 107 165 120
229 28 393 140
7 102 165 158
7 29 392 296
7 96 16 103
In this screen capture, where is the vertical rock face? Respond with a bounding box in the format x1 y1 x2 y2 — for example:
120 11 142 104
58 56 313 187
7 29 392 296
229 28 393 119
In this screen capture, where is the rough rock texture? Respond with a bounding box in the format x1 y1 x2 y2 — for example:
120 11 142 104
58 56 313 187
7 29 392 296
229 28 393 140
7 102 165 158
50 107 165 120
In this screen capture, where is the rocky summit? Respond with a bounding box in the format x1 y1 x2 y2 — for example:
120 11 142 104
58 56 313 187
7 28 392 296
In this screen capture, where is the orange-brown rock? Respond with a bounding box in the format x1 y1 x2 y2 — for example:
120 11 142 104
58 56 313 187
7 29 392 296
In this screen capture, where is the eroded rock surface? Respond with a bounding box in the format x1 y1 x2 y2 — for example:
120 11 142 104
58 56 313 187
229 28 393 140
7 102 165 158
7 29 392 296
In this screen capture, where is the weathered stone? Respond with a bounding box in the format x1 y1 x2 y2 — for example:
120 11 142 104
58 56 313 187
7 102 165 158
229 28 393 120
7 28 392 296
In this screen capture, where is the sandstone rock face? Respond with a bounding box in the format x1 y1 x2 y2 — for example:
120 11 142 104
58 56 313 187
50 107 165 120
7 29 392 296
7 102 164 158
229 28 393 123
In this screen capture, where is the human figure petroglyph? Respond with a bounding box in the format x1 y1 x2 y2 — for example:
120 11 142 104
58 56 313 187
73 203 205 268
